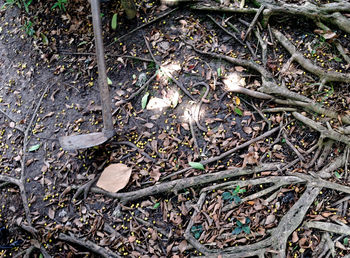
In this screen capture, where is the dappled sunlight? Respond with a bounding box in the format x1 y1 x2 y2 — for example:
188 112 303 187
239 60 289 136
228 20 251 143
222 72 246 91
160 62 181 75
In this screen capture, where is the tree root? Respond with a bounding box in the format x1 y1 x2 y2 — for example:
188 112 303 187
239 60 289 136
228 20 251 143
58 233 120 258
191 1 350 33
293 112 350 145
304 221 350 236
186 185 321 257
273 29 350 84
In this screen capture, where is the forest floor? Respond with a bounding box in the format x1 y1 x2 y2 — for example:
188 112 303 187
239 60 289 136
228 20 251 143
0 0 350 257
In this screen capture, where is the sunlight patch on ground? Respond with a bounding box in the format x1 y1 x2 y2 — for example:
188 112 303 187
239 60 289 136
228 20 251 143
222 72 246 91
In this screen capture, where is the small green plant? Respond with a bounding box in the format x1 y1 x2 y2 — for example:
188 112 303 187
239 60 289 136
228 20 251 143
191 225 203 239
222 185 246 204
51 0 68 12
24 20 34 36
232 217 251 235
2 0 32 13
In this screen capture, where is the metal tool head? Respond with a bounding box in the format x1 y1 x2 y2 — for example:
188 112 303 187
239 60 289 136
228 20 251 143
59 132 108 151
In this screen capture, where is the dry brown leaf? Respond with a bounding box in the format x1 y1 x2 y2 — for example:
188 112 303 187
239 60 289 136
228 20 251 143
96 164 132 192
144 122 154 129
265 214 275 225
243 127 252 134
235 66 245 72
178 240 188 253
292 231 299 243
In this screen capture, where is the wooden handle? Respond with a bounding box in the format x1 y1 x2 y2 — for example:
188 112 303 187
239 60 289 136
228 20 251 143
90 0 114 136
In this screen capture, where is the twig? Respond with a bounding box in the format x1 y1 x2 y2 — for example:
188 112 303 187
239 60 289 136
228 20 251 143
316 139 333 169
184 193 210 255
253 27 267 66
203 125 280 165
207 15 244 45
283 131 305 162
0 109 25 132
112 73 157 115
144 36 195 100
107 8 178 48
112 141 155 162
262 107 297 112
72 177 98 201
59 51 153 62
243 5 265 41
192 82 210 132
189 115 199 154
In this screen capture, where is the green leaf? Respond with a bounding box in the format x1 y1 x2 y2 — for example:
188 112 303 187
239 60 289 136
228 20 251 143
281 138 286 143
194 232 201 239
141 92 149 109
28 144 40 152
334 171 341 178
107 77 113 85
233 195 241 204
344 237 349 246
232 227 242 235
242 225 250 234
41 33 48 45
111 13 118 30
334 57 342 62
153 202 160 209
191 225 203 239
222 192 233 200
217 67 221 77
189 162 205 170
39 254 43 258
234 107 243 116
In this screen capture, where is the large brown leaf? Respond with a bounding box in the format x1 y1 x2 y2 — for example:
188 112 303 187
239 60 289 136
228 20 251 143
96 164 132 192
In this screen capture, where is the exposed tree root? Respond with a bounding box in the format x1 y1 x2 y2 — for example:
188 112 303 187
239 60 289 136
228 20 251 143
273 29 350 84
58 233 120 258
186 185 321 257
191 1 350 33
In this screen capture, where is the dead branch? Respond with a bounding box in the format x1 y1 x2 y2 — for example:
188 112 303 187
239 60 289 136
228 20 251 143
243 5 265 41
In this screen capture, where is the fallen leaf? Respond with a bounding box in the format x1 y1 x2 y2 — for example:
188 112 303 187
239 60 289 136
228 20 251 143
96 164 132 192
144 122 154 129
265 214 275 225
178 240 187 253
292 231 299 243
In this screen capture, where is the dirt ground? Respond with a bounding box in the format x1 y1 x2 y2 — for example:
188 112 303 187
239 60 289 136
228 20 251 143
0 0 350 257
